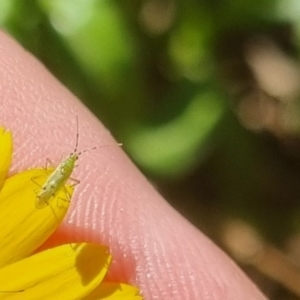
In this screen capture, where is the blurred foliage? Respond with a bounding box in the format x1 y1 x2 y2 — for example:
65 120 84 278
3 0 300 298
0 0 228 178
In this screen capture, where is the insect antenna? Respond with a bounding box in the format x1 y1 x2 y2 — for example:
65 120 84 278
77 143 122 157
74 113 79 154
78 146 98 156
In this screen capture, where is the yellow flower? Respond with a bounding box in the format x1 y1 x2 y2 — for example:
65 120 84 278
0 127 12 190
0 127 142 299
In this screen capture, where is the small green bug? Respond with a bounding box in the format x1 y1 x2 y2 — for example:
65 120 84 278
33 115 96 209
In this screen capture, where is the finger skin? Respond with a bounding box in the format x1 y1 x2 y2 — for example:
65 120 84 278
0 31 266 300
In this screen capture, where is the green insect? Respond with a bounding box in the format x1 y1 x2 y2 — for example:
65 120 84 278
34 116 95 209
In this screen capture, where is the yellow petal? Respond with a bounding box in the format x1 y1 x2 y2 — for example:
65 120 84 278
83 282 143 300
0 169 73 267
0 127 12 190
0 243 111 300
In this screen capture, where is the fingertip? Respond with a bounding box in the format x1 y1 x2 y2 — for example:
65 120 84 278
0 31 266 299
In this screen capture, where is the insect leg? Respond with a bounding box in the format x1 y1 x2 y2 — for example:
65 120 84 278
45 158 55 169
69 177 80 188
31 177 43 189
55 185 73 208
49 203 60 223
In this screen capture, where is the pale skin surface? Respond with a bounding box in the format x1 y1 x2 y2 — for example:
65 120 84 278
0 31 267 300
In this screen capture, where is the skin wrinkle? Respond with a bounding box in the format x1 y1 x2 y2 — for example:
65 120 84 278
68 147 118 233
192 243 232 298
174 255 194 298
109 183 144 284
84 193 92 230
103 178 118 241
128 178 211 299
91 196 99 232
163 241 194 298
0 31 268 299
151 235 181 298
144 223 188 299
141 240 157 298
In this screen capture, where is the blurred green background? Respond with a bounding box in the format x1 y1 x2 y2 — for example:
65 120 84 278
3 1 300 298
